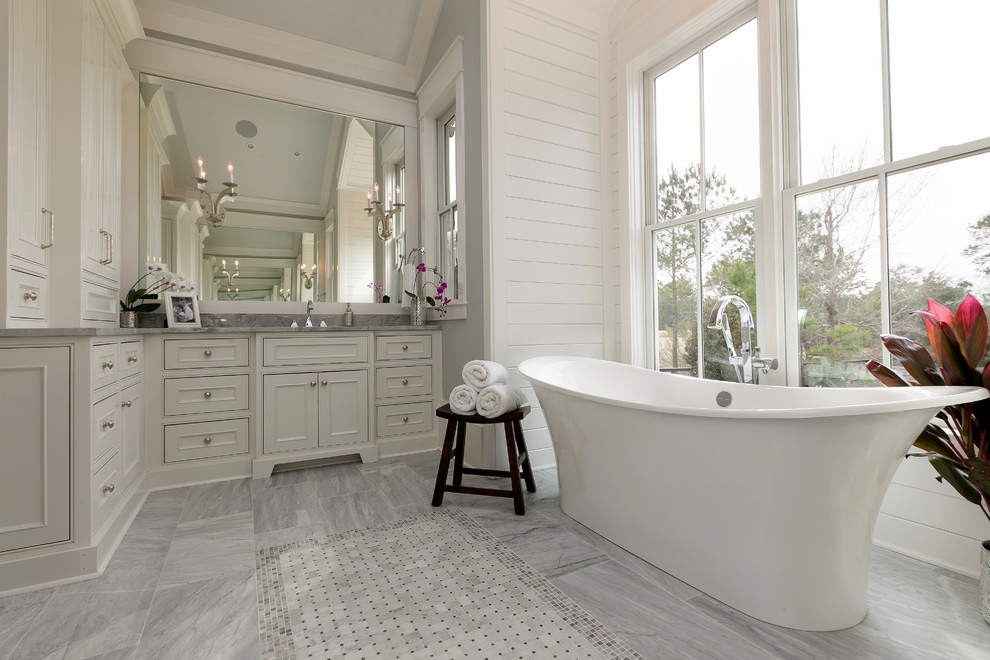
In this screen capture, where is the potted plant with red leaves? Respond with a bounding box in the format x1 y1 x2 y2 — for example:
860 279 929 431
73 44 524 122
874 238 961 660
866 295 990 623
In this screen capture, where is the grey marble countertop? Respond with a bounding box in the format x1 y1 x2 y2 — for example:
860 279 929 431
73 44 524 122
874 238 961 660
0 314 439 338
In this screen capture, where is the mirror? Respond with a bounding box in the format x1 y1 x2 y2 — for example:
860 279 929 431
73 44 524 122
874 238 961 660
138 74 407 303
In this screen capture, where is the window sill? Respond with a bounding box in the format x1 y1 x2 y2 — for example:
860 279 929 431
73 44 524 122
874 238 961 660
429 301 466 321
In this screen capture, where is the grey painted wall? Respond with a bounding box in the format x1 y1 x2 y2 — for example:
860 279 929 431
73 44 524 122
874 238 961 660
420 0 486 400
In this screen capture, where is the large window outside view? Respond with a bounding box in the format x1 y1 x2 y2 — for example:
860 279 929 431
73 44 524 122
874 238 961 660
650 1 990 386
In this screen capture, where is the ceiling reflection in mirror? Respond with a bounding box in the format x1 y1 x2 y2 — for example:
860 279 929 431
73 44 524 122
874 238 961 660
139 74 406 303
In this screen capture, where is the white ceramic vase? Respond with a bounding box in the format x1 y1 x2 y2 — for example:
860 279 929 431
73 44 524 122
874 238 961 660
981 540 990 625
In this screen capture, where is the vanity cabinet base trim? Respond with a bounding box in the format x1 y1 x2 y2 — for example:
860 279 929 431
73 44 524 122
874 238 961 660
252 445 378 479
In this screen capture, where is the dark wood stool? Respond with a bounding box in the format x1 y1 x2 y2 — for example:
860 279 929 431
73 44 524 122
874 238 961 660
431 403 536 515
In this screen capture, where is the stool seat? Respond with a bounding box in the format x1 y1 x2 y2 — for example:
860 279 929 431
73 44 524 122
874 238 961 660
432 404 536 514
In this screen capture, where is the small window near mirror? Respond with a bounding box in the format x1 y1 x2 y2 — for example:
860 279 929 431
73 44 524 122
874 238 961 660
438 107 458 299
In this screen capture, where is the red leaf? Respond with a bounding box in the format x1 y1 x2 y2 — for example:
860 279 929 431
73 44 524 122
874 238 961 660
935 320 977 385
865 359 911 387
915 310 948 365
879 334 943 386
954 295 988 369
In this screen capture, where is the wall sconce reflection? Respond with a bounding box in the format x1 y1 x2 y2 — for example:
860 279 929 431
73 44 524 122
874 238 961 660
223 287 239 301
364 183 402 241
221 258 239 286
279 287 291 301
195 157 238 228
300 264 316 289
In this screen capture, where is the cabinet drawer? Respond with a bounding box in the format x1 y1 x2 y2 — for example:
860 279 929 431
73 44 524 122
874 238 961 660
263 336 369 367
91 342 120 390
8 269 47 320
164 338 250 370
92 392 121 465
81 279 118 323
164 418 249 463
164 375 249 416
119 341 142 380
92 450 121 531
376 335 432 361
376 401 434 437
376 365 433 399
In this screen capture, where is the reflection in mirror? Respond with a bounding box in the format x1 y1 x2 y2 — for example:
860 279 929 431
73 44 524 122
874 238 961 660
139 74 406 303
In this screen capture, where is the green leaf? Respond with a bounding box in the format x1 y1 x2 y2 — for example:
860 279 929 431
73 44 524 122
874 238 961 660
964 457 990 473
381 294 390 303
425 296 436 306
930 456 983 504
913 423 956 459
880 334 943 386
967 468 990 501
131 302 160 313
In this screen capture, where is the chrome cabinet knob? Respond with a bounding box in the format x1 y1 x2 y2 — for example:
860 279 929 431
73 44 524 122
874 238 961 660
204 350 213 357
102 360 113 370
103 483 115 494
121 400 132 408
203 436 212 445
321 380 328 386
23 291 38 301
127 355 138 363
401 344 408 350
203 391 212 399
102 419 115 430
402 379 409 385
310 380 317 387
402 416 409 423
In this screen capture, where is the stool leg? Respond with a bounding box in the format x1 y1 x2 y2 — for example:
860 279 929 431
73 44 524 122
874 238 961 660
452 421 467 486
513 419 537 493
432 419 458 507
504 421 525 515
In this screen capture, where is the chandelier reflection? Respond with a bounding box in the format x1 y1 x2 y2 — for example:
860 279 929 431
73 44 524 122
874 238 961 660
195 157 238 228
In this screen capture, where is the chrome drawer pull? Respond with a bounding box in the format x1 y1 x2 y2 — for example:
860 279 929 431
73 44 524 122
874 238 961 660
401 344 408 350
402 416 409 422
102 360 114 370
402 379 409 385
23 291 38 301
204 350 213 357
203 391 212 399
321 380 328 386
121 400 132 408
310 380 317 387
127 355 138 363
203 436 212 445
40 208 54 249
102 483 115 494
102 419 115 430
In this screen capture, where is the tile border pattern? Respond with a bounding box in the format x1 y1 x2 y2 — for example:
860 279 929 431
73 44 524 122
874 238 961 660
256 508 641 659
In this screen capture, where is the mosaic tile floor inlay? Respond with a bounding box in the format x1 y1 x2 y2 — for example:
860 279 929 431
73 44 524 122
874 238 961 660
257 508 640 659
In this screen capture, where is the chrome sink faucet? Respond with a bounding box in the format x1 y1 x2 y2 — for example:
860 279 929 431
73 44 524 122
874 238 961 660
306 300 314 327
707 295 777 384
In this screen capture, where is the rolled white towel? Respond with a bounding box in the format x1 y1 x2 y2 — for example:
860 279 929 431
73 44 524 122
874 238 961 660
462 360 509 389
449 384 479 414
476 383 526 418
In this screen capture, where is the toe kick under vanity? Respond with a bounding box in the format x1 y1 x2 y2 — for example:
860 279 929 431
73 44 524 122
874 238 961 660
0 325 441 594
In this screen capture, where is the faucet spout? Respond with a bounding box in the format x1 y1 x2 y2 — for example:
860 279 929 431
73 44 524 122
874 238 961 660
708 295 755 383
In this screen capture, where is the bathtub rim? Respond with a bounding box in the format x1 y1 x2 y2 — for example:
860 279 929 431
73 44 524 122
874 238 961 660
518 355 989 419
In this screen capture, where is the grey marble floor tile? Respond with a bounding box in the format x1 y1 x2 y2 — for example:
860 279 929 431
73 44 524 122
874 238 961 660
393 500 437 520
87 647 137 660
397 450 444 481
7 589 153 660
536 499 703 602
474 509 609 578
364 463 434 509
59 533 171 594
250 466 313 490
158 512 255 589
135 569 258 660
177 479 252 523
309 461 373 498
254 522 335 550
0 588 55 658
355 456 406 473
141 487 189 511
251 481 326 534
320 490 399 532
554 559 774 660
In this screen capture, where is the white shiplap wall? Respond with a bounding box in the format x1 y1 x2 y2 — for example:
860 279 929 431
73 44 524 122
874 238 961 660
490 0 607 468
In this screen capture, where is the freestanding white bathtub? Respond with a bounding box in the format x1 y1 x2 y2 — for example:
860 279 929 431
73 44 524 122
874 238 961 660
518 356 988 631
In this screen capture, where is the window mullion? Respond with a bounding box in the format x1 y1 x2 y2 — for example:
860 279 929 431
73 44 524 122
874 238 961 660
695 219 704 378
879 0 892 164
698 50 707 211
877 172 891 367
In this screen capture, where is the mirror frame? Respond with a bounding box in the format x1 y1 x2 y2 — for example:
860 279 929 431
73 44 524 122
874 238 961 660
125 38 420 315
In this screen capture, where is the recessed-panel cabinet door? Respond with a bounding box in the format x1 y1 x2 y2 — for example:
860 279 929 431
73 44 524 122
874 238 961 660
318 370 369 448
0 346 70 552
263 372 318 454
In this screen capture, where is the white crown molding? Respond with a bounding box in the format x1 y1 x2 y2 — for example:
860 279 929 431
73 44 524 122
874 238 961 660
132 0 441 93
417 36 463 119
105 0 146 44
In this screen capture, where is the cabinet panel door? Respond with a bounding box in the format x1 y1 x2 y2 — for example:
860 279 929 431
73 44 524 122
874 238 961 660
263 373 318 453
318 370 369 448
0 346 70 552
119 380 143 484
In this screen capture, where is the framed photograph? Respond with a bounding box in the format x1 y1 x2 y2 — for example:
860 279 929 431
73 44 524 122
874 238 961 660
165 292 201 328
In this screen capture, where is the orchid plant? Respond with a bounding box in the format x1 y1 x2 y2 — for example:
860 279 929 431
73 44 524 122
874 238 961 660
120 262 196 313
866 295 990 523
367 282 390 304
406 262 450 316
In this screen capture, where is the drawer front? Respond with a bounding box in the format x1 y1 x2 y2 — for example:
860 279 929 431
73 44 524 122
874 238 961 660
164 418 250 463
376 401 434 437
164 338 250 370
8 269 47 320
92 450 121 530
92 392 121 465
164 375 250 416
376 335 433 361
119 341 143 380
376 365 433 399
81 279 118 323
263 336 369 367
91 342 120 390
